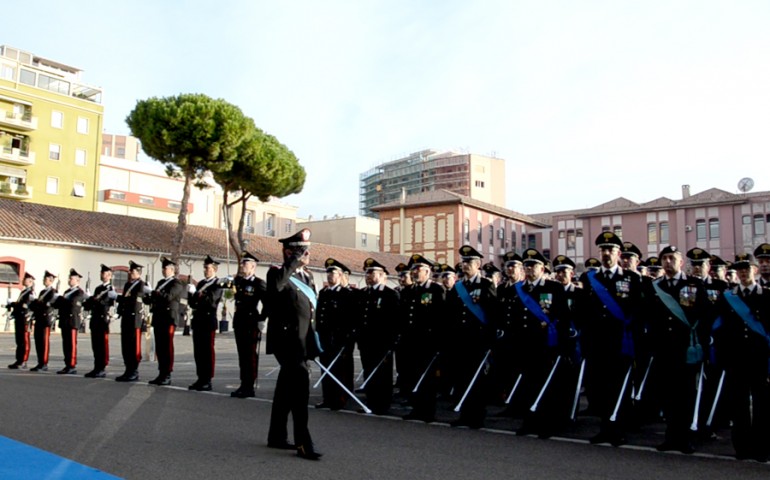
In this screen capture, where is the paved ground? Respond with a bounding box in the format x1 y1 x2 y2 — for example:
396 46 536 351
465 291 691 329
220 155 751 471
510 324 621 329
0 330 768 479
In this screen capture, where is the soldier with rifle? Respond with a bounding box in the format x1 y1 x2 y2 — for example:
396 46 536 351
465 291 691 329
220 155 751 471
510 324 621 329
230 251 267 398
83 265 117 378
29 271 58 372
187 255 225 391
148 257 185 386
6 273 35 369
52 269 87 375
115 261 148 382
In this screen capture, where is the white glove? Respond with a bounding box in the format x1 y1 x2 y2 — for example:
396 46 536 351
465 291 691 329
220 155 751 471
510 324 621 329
187 284 197 294
107 290 118 300
142 285 152 294
258 320 267 334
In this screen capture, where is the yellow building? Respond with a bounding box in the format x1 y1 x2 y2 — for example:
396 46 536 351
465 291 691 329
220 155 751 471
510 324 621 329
0 45 103 211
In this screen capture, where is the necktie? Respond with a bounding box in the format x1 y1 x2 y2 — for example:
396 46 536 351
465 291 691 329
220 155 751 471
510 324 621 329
604 271 611 280
743 288 750 297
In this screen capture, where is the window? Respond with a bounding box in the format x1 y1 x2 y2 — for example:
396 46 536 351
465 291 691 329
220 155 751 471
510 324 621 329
601 226 610 232
46 177 59 194
660 222 669 243
647 223 657 243
477 222 482 243
110 190 126 200
475 180 485 188
77 117 89 134
244 210 254 234
499 228 506 245
265 213 276 236
558 230 565 239
695 219 706 241
0 64 15 80
489 225 494 245
284 220 293 233
742 215 751 225
463 219 470 242
48 144 61 161
168 201 181 210
38 74 69 95
528 234 537 249
361 233 368 248
139 195 154 205
72 181 86 198
709 218 720 239
755 215 766 236
116 147 126 157
51 111 63 129
75 149 87 166
613 226 622 238
567 229 576 249
511 233 517 252
19 69 35 86
0 261 20 284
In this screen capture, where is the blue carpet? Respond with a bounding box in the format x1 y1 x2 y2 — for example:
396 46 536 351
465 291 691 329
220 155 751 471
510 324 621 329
0 435 122 479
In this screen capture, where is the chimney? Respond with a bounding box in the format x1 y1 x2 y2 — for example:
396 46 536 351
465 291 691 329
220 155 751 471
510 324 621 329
682 185 691 199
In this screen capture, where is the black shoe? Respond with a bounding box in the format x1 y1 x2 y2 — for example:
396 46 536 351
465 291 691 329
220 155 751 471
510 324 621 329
610 435 626 447
57 367 76 375
296 445 322 460
590 433 610 445
267 441 296 450
93 370 106 378
30 364 47 372
149 375 171 386
195 383 212 392
116 371 138 382
84 370 97 378
315 402 332 409
8 362 20 369
188 381 202 390
231 388 256 398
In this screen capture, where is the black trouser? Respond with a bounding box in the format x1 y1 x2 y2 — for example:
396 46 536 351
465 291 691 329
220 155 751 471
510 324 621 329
121 323 141 373
90 326 109 371
726 364 770 459
33 323 50 366
360 347 393 413
268 356 313 448
585 355 633 436
61 327 77 368
193 329 216 382
154 323 175 376
409 350 439 418
13 318 30 364
234 327 260 390
658 359 699 444
455 348 490 424
319 344 354 409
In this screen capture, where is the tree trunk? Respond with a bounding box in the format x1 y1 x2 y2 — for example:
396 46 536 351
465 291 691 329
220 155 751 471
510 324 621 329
222 189 242 259
236 195 250 255
172 171 192 272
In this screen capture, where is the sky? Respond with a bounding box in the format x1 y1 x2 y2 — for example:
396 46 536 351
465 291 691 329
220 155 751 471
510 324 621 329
5 0 770 218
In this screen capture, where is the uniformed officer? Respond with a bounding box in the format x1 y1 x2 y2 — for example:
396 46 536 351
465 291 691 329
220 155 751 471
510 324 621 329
53 269 87 375
439 264 457 291
713 253 770 462
315 258 356 410
448 245 497 429
6 272 35 369
148 257 184 385
620 242 643 274
509 249 570 437
580 232 642 446
493 251 525 414
482 262 503 286
688 248 728 306
646 246 711 454
187 255 224 391
394 261 414 394
356 258 400 415
578 258 601 284
29 271 58 372
83 265 117 378
709 255 729 283
265 228 322 460
503 251 525 284
230 251 267 398
401 254 446 422
116 261 147 382
753 243 770 288
645 256 664 279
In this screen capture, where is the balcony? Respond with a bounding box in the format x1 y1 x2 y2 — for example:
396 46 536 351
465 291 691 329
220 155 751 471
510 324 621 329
0 182 31 199
0 147 35 166
0 111 37 131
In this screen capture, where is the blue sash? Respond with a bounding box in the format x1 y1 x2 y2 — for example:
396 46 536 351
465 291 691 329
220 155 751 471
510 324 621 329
514 282 558 347
586 270 634 358
651 279 702 364
454 281 488 325
289 276 323 353
724 290 770 348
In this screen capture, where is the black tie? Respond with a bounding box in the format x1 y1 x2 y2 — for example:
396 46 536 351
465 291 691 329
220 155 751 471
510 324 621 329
668 279 674 289
604 271 611 281
743 288 750 297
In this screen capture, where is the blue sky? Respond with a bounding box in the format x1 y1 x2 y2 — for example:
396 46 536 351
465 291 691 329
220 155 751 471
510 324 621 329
5 1 770 217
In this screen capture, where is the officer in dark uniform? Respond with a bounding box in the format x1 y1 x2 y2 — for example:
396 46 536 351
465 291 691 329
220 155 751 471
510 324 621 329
30 271 57 372
482 262 503 286
438 264 457 291
645 256 664 279
754 243 770 288
709 255 729 283
315 258 356 410
116 261 147 382
357 258 400 415
448 245 497 429
7 272 35 369
401 254 445 422
265 228 322 460
713 253 770 462
620 242 643 274
83 265 117 378
580 232 642 446
552 255 584 419
230 251 267 398
493 251 525 414
578 258 601 284
645 246 711 454
394 261 414 395
148 257 184 385
508 249 570 437
53 268 87 375
187 255 224 391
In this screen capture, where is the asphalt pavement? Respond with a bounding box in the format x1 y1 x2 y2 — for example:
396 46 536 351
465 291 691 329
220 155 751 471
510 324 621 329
0 330 768 479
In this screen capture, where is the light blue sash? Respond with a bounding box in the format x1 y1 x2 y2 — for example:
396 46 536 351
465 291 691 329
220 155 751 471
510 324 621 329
514 282 558 347
454 281 488 325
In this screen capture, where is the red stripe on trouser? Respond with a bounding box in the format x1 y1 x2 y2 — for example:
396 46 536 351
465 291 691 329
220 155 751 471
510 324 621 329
70 329 78 367
168 325 176 372
23 331 30 362
103 334 110 367
43 327 50 364
134 328 142 363
210 331 216 379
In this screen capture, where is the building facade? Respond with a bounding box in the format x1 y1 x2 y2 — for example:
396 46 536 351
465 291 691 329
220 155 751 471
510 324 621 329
102 133 140 161
537 186 770 269
0 45 103 211
373 190 548 267
359 149 506 218
297 215 381 251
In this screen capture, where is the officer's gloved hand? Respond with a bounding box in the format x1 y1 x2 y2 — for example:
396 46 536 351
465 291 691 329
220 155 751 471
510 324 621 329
107 290 118 300
187 284 197 295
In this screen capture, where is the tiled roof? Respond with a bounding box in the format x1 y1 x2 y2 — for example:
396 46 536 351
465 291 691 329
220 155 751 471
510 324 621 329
0 198 408 273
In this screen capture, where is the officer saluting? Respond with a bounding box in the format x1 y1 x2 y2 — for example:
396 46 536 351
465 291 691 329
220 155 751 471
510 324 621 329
7 272 35 369
230 251 267 398
187 255 225 391
116 261 148 382
148 257 185 386
53 269 87 375
83 265 118 378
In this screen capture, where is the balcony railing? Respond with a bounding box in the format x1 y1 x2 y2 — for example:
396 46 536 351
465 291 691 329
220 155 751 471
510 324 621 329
0 110 37 131
0 182 32 199
0 147 35 166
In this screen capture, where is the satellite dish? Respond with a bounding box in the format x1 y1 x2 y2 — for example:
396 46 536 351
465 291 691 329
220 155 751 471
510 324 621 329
738 177 755 193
